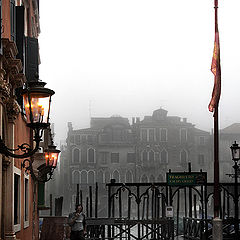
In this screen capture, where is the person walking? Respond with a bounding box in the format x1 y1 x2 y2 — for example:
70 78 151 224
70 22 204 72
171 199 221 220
68 204 86 240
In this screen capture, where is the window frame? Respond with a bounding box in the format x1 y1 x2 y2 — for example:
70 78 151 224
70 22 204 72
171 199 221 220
127 152 135 163
180 128 187 142
72 147 81 163
160 128 168 142
13 167 21 232
87 148 96 163
180 149 188 165
24 173 29 228
148 128 156 142
160 149 168 164
111 152 120 163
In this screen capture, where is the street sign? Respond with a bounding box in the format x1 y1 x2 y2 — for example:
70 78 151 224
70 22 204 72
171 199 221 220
166 172 207 186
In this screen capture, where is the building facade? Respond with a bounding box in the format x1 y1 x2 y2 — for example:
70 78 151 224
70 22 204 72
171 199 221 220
55 109 213 215
0 1 56 239
219 123 240 182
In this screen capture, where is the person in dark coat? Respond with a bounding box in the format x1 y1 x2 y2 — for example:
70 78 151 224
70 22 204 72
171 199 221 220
68 204 86 240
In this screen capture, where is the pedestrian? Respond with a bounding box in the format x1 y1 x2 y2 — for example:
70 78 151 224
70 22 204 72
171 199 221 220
68 204 86 240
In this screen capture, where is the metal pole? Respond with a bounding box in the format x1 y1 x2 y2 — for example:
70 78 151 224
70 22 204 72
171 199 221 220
213 107 220 218
234 161 239 238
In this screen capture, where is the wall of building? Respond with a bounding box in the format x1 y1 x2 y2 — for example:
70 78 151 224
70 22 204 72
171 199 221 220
0 0 45 239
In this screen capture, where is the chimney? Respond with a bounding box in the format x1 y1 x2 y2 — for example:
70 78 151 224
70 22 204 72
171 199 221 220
132 117 135 125
68 122 73 132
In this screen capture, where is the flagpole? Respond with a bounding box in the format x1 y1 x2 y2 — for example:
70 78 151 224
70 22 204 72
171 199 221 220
213 106 220 218
213 0 220 219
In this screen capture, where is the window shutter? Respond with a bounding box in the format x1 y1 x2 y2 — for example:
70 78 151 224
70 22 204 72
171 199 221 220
0 0 2 54
15 6 25 108
38 182 45 207
16 6 24 64
25 37 39 81
10 0 16 42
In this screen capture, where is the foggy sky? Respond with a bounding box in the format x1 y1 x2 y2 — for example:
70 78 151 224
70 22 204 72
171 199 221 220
39 0 240 145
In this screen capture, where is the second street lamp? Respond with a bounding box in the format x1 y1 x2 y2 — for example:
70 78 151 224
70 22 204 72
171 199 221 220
21 143 60 182
230 141 240 238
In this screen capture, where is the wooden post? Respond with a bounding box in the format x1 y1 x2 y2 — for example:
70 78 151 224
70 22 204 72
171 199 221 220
194 194 197 218
50 194 52 216
89 186 92 218
86 197 89 217
80 190 83 206
95 182 98 218
188 163 192 218
76 184 79 206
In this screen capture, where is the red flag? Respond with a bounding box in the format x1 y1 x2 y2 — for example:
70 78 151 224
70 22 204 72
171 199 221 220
208 31 221 112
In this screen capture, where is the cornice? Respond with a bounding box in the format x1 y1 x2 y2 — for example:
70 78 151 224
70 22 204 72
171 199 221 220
2 38 18 59
5 97 21 121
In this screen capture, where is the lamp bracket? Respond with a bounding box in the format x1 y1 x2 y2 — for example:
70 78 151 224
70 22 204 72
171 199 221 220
0 137 41 159
21 159 54 183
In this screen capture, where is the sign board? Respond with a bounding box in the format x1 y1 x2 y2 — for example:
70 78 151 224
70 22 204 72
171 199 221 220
165 206 173 218
166 172 207 186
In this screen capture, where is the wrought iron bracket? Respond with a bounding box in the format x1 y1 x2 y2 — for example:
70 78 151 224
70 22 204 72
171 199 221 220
21 159 54 183
0 122 48 159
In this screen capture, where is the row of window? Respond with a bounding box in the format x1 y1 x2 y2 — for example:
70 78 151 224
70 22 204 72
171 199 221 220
140 128 189 142
69 130 206 145
72 170 166 184
72 170 134 184
141 149 189 164
72 148 135 164
72 147 205 165
72 170 165 184
69 134 96 145
14 167 29 232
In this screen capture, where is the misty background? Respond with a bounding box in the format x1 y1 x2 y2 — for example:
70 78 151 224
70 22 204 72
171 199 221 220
38 0 240 145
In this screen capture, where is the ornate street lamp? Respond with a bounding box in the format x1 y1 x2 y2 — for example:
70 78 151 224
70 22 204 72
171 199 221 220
44 144 61 168
0 81 55 158
230 141 240 238
231 141 240 162
21 143 60 182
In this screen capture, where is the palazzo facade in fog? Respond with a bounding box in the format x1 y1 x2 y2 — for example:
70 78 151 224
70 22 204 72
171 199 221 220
54 108 214 214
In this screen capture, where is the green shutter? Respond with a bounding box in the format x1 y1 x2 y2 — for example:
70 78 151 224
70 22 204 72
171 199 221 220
38 182 45 207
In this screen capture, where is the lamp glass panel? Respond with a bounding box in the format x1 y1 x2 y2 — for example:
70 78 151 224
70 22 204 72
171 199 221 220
23 93 50 124
232 148 240 161
45 152 58 167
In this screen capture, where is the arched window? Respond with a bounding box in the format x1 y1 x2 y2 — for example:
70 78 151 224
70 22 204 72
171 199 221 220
72 170 80 184
88 171 95 184
142 151 148 165
125 170 133 183
160 149 168 164
141 175 148 183
97 170 104 183
180 149 188 165
105 171 111 184
160 128 167 142
155 152 160 162
149 150 155 162
149 175 155 183
73 148 80 163
80 171 87 184
112 170 120 183
88 148 95 163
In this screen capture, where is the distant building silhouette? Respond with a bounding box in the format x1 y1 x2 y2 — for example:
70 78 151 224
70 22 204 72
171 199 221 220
51 109 219 215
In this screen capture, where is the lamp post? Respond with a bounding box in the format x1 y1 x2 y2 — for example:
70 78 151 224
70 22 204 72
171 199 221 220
230 141 240 238
0 81 55 158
